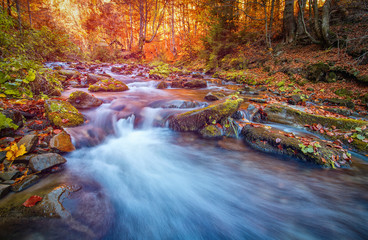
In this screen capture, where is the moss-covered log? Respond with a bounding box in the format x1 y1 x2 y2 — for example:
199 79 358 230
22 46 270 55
169 96 243 132
241 124 351 168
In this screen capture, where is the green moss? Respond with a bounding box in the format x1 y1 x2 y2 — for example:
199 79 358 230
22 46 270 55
88 79 129 92
0 112 18 130
45 100 84 127
199 125 223 139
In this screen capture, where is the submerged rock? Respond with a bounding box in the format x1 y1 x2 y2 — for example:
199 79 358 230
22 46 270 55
45 100 84 127
10 175 40 192
169 96 243 132
0 184 10 198
68 91 103 109
241 124 351 168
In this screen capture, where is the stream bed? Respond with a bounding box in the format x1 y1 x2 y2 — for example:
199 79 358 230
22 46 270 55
3 63 368 240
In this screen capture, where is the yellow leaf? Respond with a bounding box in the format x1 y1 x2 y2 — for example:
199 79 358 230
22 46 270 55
6 150 16 161
15 144 27 158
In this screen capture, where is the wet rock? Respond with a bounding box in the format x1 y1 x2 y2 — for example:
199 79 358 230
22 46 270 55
45 100 84 127
0 174 113 239
0 137 15 148
205 92 225 101
0 184 10 198
169 96 243 132
29 153 67 172
17 135 38 153
68 91 103 109
288 95 303 105
231 111 244 120
0 170 19 181
58 70 81 80
111 66 124 73
323 98 355 109
241 124 351 168
199 125 223 139
10 175 40 192
192 73 204 78
183 79 207 89
88 79 129 92
157 81 168 89
250 98 267 103
86 74 108 85
149 100 206 109
171 80 184 88
50 131 75 153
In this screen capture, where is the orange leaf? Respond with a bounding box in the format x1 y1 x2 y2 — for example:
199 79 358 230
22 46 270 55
23 195 43 207
53 129 62 134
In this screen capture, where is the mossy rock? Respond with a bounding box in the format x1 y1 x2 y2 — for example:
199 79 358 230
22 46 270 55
45 100 84 127
169 96 243 132
199 125 223 139
323 98 355 109
305 63 330 82
264 104 367 130
183 79 207 89
205 91 226 101
68 91 103 109
88 79 129 92
86 74 109 85
157 81 168 89
57 70 81 80
241 124 351 168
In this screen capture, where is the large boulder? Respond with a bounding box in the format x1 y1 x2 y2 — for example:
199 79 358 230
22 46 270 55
50 131 75 153
183 79 207 89
45 100 84 127
199 125 223 139
17 134 38 153
241 124 352 168
157 81 168 89
68 91 103 109
169 96 243 132
88 79 129 92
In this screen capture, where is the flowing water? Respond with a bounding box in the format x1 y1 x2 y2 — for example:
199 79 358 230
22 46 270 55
45 65 368 239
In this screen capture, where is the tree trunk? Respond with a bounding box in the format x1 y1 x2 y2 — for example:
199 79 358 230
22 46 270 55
129 3 133 50
27 0 32 28
296 0 307 38
283 0 296 43
268 0 276 48
312 0 322 39
171 0 176 56
7 0 11 16
321 0 332 45
15 0 21 32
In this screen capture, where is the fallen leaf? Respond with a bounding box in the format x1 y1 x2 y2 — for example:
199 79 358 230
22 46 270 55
53 129 63 134
23 195 43 207
61 119 70 124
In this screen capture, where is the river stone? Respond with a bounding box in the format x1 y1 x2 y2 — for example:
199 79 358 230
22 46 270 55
171 80 184 88
17 134 38 153
50 131 75 152
68 91 103 109
58 70 81 80
0 110 24 138
0 184 10 198
29 153 67 172
88 79 129 92
169 96 243 132
183 79 207 89
45 100 84 127
86 73 108 85
205 92 225 101
10 175 40 192
157 81 168 89
0 170 19 181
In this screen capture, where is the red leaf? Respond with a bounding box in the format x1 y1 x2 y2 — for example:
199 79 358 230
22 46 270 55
319 129 325 134
277 144 283 150
61 119 70 124
348 138 354 143
34 120 43 124
23 195 43 207
53 129 62 134
326 131 334 136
